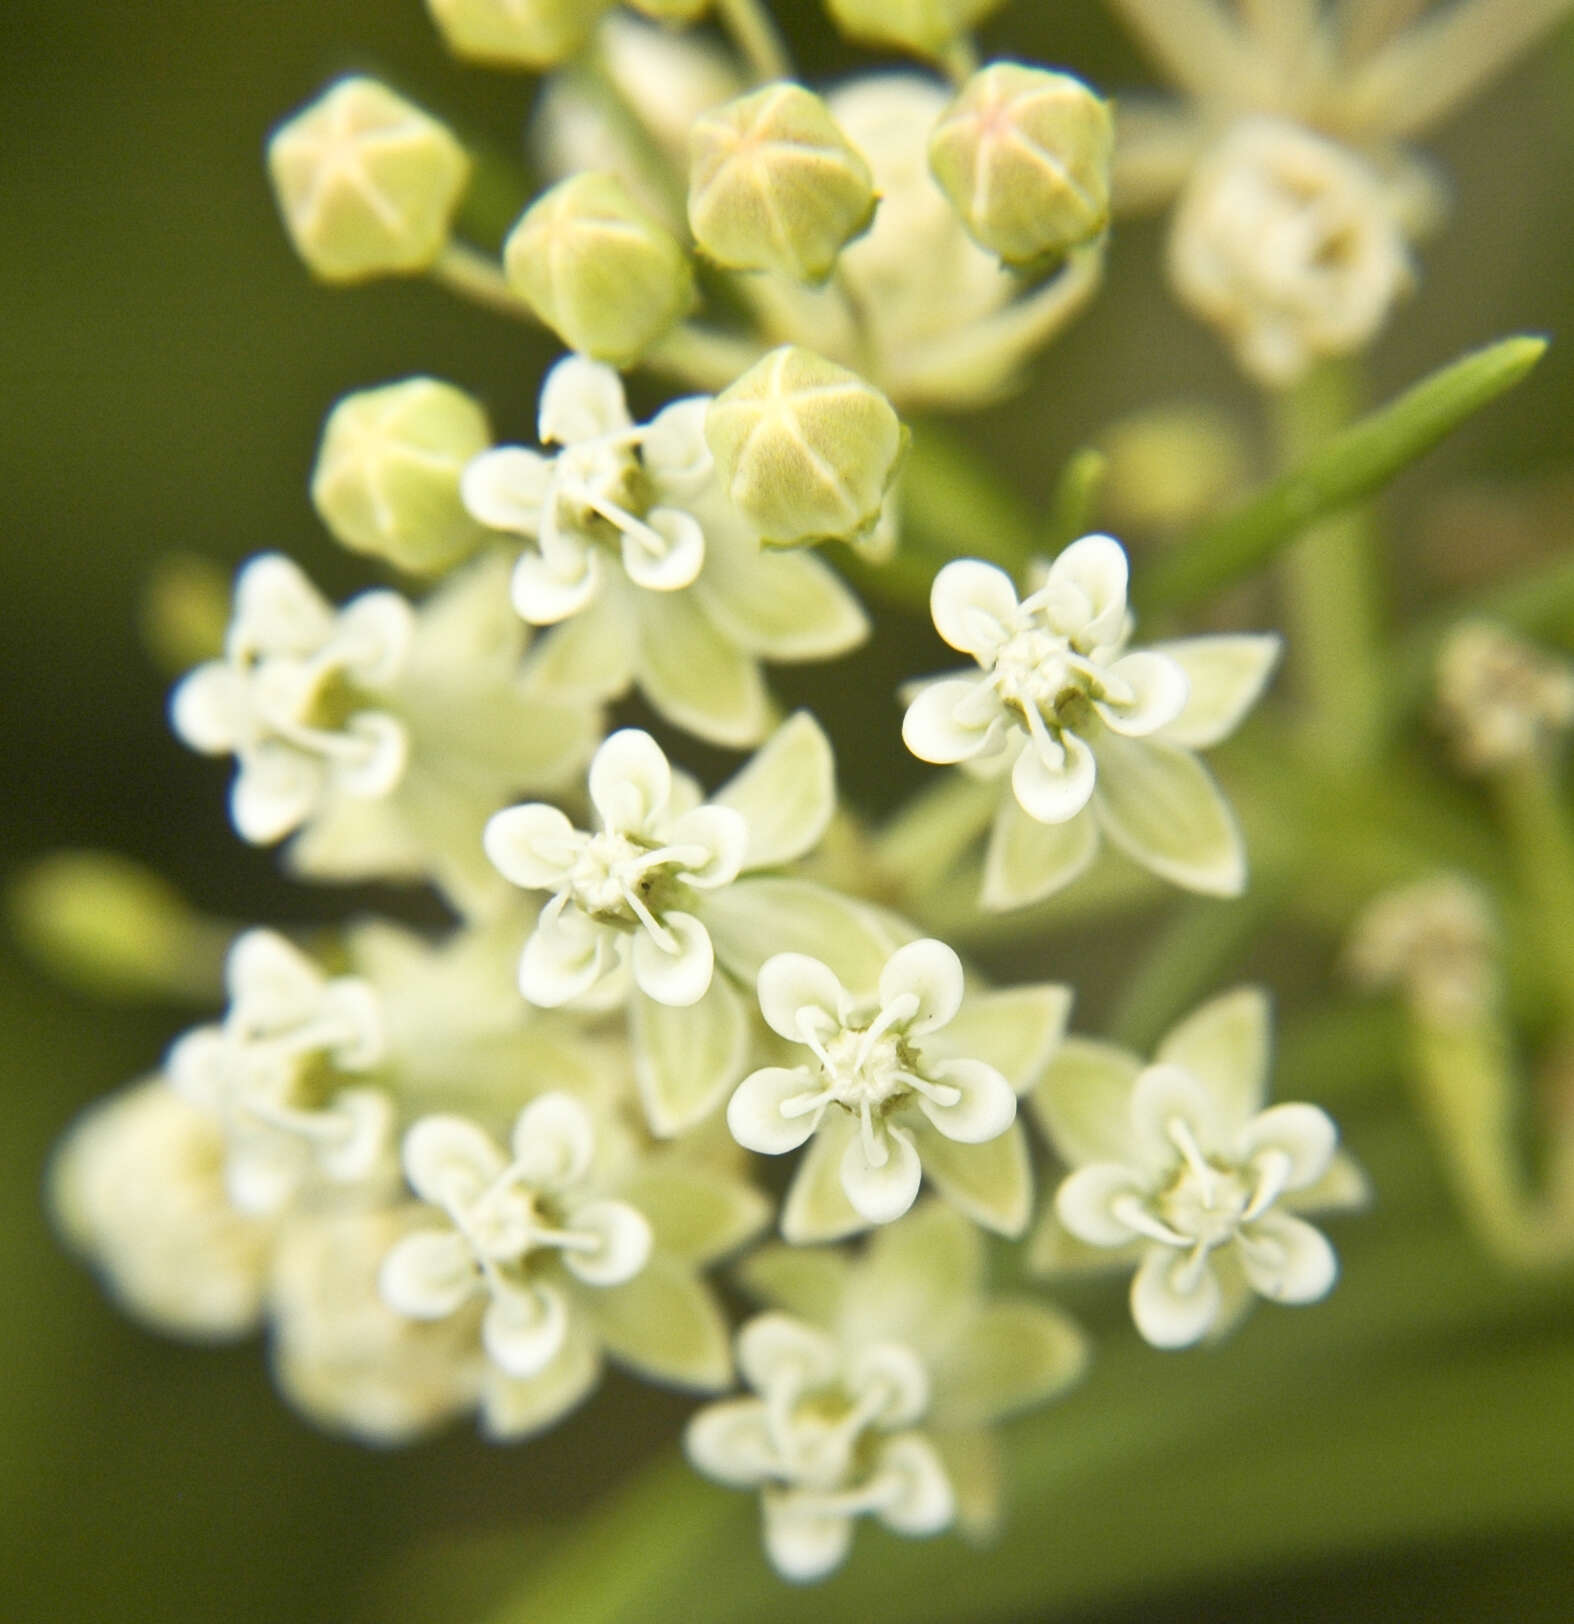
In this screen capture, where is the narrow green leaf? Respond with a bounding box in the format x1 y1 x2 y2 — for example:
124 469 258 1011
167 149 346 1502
1137 336 1548 613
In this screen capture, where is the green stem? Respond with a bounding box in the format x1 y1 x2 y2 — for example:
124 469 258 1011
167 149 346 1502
940 34 981 88
644 324 765 392
430 243 535 323
1274 361 1387 769
713 0 792 84
1492 752 1574 1021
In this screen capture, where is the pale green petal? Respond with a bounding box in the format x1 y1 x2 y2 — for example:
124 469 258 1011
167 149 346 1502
701 877 898 993
523 584 636 700
1027 1204 1144 1276
1154 985 1271 1125
844 1202 983 1351
1286 1148 1372 1214
912 1119 1033 1237
930 1299 1089 1428
733 1242 852 1325
636 591 772 748
1152 634 1282 749
480 1312 603 1440
780 1113 867 1243
622 1161 771 1267
712 711 837 871
695 534 869 660
932 1428 1003 1544
1029 1035 1144 1167
981 795 1100 911
588 1254 733 1390
631 975 750 1137
928 984 1073 1094
1093 734 1246 897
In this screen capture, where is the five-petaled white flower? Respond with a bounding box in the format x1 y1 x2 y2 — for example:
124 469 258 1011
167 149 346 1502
462 354 714 626
1034 987 1366 1349
379 1095 652 1381
484 727 748 1010
903 534 1280 907
171 553 413 845
686 1313 954 1584
165 929 391 1216
728 940 1017 1231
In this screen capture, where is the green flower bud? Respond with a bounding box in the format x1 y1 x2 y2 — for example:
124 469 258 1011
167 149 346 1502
311 378 494 575
425 0 614 69
504 172 696 366
267 78 470 283
928 64 1113 267
823 0 1003 63
688 83 877 282
706 347 905 547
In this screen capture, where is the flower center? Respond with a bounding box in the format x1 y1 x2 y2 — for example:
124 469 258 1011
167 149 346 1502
1158 1162 1254 1250
816 1020 911 1111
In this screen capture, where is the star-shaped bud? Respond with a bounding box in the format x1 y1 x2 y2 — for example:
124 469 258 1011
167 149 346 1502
267 77 469 283
164 929 392 1216
727 939 1020 1232
1032 988 1368 1348
903 535 1281 907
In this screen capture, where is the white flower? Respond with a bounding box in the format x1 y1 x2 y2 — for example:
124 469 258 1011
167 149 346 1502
469 356 868 748
1034 988 1367 1349
903 535 1281 907
379 1095 652 1381
727 939 1018 1232
1169 117 1414 387
170 553 413 845
485 727 747 1010
165 929 393 1216
685 1312 955 1583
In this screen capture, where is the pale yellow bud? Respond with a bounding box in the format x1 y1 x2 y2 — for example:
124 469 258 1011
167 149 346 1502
425 0 614 69
706 346 905 547
312 378 493 575
928 64 1113 267
689 83 877 282
824 0 1003 62
267 78 470 283
504 172 696 366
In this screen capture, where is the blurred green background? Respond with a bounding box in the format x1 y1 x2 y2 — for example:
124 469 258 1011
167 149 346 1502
4 3 1574 1620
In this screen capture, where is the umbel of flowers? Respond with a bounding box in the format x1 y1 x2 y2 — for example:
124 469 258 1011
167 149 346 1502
38 0 1431 1596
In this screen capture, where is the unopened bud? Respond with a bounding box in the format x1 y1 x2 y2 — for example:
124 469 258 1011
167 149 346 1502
1434 622 1574 774
425 0 614 69
267 78 470 283
706 347 905 547
504 172 695 366
824 0 1004 62
688 83 876 282
929 64 1112 267
312 379 493 575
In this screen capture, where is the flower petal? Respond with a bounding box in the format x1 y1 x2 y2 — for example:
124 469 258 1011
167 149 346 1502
232 553 335 655
1286 1149 1371 1215
930 559 1020 660
1041 533 1129 650
704 877 898 994
377 1228 476 1319
737 1312 841 1395
1238 1212 1338 1304
231 743 322 844
914 1120 1034 1237
930 984 1072 1094
1054 1162 1150 1247
561 1199 653 1287
538 355 632 444
483 802 582 891
873 1434 957 1538
632 975 750 1138
460 446 553 533
641 397 713 496
1152 634 1282 749
622 507 705 592
1154 985 1271 1125
524 582 636 699
780 1113 865 1243
1130 1062 1225 1171
1031 1036 1144 1166
483 1282 569 1379
402 1113 506 1206
878 938 964 1035
917 1058 1017 1143
762 1494 854 1584
1097 650 1190 737
756 951 846 1043
511 543 603 625
635 589 771 749
631 909 715 1006
510 1091 595 1189
1093 733 1246 896
904 677 1002 765
665 805 749 888
482 1312 602 1441
733 1245 851 1326
519 909 618 1008
930 1300 1088 1428
981 796 1100 910
711 712 836 871
336 712 409 798
622 1160 770 1268
1240 1103 1338 1192
590 1252 733 1389
170 663 252 754
693 538 869 661
589 727 672 833
727 1066 823 1155
1011 730 1097 824
685 1398 777 1486
227 926 324 1021
1130 1246 1220 1349
335 591 414 689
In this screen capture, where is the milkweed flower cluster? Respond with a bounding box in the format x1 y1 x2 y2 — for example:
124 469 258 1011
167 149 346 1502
42 0 1458 1593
